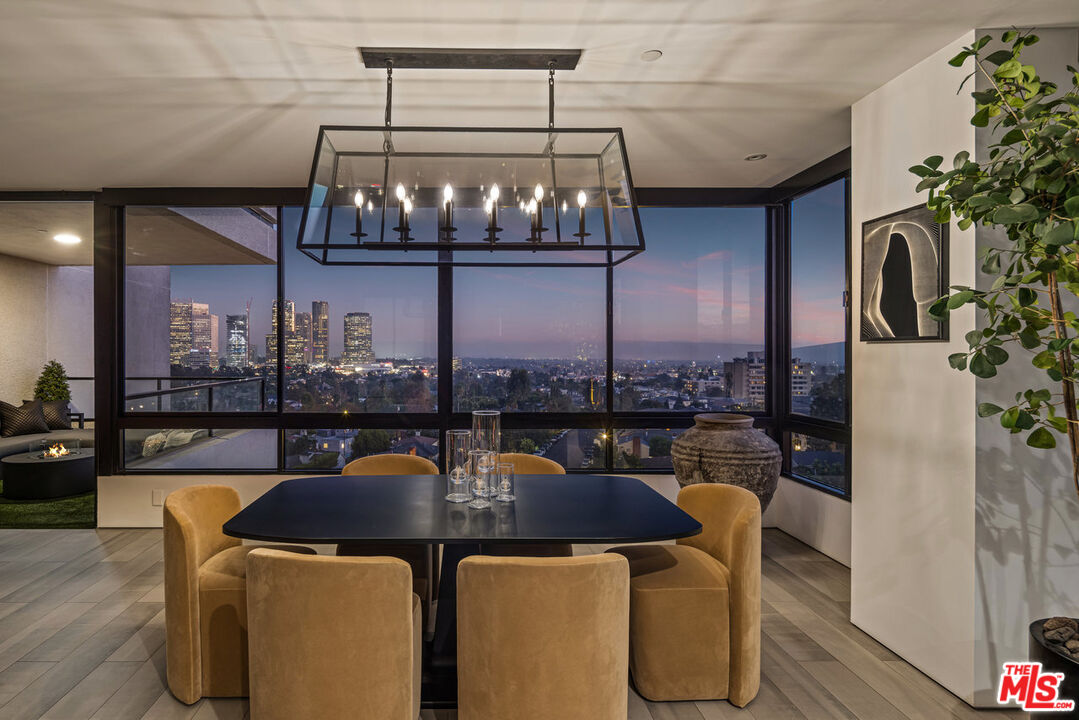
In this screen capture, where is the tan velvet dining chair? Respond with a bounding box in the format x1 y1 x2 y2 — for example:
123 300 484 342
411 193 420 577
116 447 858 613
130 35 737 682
246 549 421 720
457 554 630 720
337 453 440 628
484 453 573 558
163 485 314 704
607 483 762 706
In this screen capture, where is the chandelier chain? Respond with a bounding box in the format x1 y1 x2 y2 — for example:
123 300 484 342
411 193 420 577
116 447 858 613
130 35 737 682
548 62 555 129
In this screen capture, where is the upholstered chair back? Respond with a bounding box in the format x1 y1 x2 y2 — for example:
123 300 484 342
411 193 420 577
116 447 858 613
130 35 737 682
496 452 566 475
676 483 762 705
246 549 421 720
163 485 243 704
341 453 439 476
457 554 629 720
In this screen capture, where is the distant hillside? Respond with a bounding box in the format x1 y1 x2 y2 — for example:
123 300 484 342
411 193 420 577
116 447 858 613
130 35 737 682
613 341 765 363
791 342 845 366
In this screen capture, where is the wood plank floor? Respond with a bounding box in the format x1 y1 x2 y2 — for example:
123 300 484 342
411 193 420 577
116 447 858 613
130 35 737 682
0 527 1025 720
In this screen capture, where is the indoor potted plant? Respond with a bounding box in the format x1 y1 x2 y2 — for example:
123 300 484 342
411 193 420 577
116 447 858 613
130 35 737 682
909 28 1079 693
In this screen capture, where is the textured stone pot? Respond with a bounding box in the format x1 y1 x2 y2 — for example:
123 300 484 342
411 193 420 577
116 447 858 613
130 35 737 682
1030 617 1079 715
671 413 782 511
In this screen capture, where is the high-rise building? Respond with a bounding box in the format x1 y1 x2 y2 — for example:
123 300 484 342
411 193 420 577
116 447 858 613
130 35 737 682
295 311 312 364
209 314 220 369
342 312 374 366
188 303 213 368
312 301 329 364
791 358 812 397
729 351 766 402
169 301 193 367
170 300 213 368
265 299 295 363
226 312 250 368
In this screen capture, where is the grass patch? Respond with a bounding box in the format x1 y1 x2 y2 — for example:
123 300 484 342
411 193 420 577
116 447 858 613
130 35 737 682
0 477 95 529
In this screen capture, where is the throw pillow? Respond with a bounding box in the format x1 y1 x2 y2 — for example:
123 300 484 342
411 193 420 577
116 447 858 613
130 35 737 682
41 400 71 430
0 400 50 438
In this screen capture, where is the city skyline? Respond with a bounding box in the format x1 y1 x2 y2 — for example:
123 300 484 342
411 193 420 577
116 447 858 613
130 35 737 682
169 203 846 360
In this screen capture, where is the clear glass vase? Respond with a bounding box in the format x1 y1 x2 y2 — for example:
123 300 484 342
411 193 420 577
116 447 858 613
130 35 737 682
445 429 472 503
472 410 501 456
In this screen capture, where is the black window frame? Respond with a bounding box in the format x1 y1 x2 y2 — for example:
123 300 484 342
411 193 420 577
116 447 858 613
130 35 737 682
88 151 852 500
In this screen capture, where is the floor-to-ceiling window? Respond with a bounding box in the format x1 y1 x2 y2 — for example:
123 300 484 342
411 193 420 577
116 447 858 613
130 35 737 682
121 206 279 471
784 177 850 494
104 155 853 497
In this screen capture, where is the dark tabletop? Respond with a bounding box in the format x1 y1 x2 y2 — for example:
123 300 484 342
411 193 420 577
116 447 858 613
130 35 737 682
223 474 701 545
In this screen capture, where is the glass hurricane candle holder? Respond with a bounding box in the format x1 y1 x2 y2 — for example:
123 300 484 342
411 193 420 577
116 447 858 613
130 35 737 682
468 449 495 509
496 461 515 502
445 429 472 503
471 410 501 456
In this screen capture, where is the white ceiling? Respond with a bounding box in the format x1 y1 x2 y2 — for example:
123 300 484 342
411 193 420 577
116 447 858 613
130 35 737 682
0 0 1075 190
0 203 275 266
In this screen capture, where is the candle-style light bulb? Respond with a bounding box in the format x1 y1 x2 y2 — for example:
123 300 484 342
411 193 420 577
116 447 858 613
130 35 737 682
485 197 493 216
367 200 373 213
490 184 500 202
352 189 366 239
534 184 544 201
576 189 588 243
442 184 455 240
403 196 413 215
527 198 537 214
395 183 407 237
562 200 568 213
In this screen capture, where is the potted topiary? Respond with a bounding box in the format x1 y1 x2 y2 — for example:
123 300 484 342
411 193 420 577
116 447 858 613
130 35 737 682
909 29 1079 697
34 360 71 404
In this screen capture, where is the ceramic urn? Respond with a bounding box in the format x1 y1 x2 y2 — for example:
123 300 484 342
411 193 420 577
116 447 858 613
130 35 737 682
671 413 782 511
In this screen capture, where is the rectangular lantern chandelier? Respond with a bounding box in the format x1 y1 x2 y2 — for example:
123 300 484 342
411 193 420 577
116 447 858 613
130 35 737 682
295 48 645 268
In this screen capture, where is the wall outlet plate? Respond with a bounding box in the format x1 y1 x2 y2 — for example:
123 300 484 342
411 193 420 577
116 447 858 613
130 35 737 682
151 489 163 506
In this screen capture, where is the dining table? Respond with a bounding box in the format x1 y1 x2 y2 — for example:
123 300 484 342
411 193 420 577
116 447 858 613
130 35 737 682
223 472 702 708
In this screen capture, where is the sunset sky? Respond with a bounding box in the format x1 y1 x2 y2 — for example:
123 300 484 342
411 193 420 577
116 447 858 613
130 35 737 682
169 179 845 360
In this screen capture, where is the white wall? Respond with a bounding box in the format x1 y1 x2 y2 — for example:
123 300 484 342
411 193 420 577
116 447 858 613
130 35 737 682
0 254 49 401
0 253 93 404
850 31 978 703
765 477 851 566
970 28 1079 705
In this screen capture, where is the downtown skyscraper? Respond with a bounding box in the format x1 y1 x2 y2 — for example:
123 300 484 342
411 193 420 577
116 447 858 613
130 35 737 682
169 300 214 368
342 312 374 366
312 300 329 364
226 311 250 368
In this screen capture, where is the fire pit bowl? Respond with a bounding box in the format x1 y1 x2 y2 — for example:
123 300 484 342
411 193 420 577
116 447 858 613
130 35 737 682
1 446 95 500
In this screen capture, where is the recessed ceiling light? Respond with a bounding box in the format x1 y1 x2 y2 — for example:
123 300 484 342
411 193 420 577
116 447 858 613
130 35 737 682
640 49 663 62
744 153 768 161
53 233 81 245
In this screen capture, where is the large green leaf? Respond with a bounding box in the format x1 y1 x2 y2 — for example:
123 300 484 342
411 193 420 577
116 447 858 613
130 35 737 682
993 204 1040 224
978 402 1005 417
984 345 1009 365
995 59 1023 78
970 353 997 378
1044 222 1075 247
1027 427 1057 449
948 290 975 309
1032 350 1057 369
1065 196 1079 219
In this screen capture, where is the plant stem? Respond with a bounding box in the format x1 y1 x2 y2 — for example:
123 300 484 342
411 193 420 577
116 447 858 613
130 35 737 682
1048 270 1079 499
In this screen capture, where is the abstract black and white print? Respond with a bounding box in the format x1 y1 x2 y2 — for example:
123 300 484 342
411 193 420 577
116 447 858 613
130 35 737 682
860 205 948 342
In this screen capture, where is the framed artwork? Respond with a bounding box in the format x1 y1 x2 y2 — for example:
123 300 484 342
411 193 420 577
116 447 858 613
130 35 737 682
860 204 949 342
